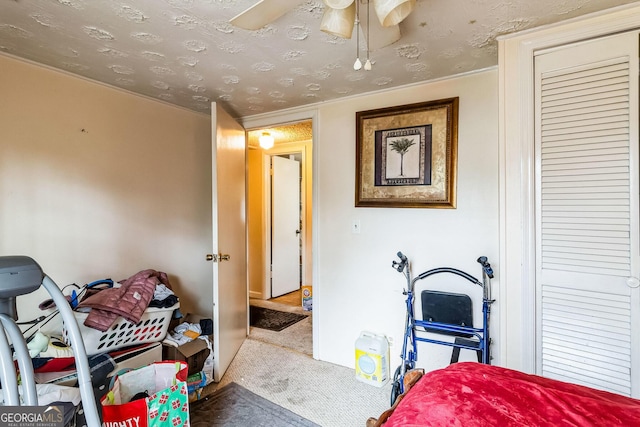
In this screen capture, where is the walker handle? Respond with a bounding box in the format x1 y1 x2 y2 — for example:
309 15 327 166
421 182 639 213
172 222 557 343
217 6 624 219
392 252 408 272
477 256 494 279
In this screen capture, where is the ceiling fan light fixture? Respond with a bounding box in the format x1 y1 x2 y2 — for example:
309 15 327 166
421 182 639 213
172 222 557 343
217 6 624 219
374 0 415 27
259 132 274 149
320 3 356 39
324 0 354 9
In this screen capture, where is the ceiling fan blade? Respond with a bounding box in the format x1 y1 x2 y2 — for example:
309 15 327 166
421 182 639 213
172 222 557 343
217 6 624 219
359 6 401 50
230 0 307 30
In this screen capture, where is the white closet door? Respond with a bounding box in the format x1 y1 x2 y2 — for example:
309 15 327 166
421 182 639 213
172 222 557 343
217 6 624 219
535 32 640 397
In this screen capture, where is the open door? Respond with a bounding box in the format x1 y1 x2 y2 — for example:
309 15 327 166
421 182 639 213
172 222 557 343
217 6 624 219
211 102 247 382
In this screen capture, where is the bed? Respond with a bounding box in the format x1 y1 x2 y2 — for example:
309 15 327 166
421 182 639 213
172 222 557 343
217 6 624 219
368 362 640 426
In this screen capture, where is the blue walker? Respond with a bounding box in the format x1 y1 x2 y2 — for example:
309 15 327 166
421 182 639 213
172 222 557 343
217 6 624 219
389 252 494 406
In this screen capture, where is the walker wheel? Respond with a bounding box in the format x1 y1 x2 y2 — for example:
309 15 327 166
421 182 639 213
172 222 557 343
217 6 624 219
390 379 401 407
390 365 405 407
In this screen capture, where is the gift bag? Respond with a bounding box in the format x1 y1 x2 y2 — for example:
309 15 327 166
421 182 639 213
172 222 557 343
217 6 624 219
101 361 189 427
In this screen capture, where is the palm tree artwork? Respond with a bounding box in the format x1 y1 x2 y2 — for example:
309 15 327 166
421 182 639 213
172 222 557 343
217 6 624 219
389 137 416 177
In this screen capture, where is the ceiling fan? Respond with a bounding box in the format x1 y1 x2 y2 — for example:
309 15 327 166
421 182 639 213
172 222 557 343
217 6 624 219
230 0 416 50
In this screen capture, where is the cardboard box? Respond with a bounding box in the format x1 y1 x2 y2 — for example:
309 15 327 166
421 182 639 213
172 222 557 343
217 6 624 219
162 313 213 376
302 285 312 311
163 339 210 376
110 342 162 376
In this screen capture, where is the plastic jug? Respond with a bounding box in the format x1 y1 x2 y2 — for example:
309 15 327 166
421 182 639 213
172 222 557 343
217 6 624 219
355 331 389 387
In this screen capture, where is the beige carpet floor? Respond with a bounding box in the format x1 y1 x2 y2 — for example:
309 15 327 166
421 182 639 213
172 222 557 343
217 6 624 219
208 296 391 426
215 338 392 427
250 315 313 356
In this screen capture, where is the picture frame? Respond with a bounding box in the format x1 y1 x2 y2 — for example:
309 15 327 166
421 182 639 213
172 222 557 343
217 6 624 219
355 97 459 208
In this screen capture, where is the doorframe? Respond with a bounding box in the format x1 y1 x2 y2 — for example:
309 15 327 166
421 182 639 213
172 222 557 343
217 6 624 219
242 108 319 358
497 3 640 374
263 148 307 299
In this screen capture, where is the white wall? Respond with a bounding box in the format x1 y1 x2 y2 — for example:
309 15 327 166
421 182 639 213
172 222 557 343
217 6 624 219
0 54 213 331
314 70 499 370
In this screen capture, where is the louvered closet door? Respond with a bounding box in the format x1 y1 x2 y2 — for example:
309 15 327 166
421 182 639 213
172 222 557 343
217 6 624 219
534 31 640 397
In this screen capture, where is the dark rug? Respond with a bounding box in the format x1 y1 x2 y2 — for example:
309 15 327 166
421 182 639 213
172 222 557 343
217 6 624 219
189 382 319 426
249 306 307 331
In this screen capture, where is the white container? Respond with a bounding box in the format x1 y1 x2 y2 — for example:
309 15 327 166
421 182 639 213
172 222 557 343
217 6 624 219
355 331 389 387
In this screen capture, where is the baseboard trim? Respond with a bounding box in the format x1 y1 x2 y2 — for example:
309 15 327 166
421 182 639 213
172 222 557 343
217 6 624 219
249 290 263 299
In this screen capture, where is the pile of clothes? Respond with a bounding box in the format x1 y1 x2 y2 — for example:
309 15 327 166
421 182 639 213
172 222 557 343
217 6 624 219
76 269 178 332
164 322 203 346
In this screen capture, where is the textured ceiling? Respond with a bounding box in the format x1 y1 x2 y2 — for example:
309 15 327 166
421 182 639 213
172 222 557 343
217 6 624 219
1 0 637 119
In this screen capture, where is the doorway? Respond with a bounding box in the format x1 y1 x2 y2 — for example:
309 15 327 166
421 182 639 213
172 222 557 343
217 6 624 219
246 120 313 355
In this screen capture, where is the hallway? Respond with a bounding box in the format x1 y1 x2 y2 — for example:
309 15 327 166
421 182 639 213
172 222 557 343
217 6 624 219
249 289 312 355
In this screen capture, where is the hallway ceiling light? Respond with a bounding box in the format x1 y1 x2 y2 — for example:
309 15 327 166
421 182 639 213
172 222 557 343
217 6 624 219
259 132 274 149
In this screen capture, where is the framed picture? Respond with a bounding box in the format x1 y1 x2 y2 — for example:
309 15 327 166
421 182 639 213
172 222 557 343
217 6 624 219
355 97 459 208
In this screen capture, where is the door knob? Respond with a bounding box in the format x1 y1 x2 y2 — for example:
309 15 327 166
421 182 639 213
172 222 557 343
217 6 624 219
627 277 640 288
206 253 230 262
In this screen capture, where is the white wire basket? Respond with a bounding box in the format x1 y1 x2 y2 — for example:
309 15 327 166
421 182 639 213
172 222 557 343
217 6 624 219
63 303 178 356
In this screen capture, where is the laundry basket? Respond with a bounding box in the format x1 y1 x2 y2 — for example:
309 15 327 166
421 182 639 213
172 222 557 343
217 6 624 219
63 303 178 356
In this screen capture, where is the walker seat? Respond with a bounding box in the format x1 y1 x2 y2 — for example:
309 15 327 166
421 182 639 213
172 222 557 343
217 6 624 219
420 290 473 338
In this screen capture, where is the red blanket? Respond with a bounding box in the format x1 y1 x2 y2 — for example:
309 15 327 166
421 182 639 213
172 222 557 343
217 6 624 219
383 362 640 426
